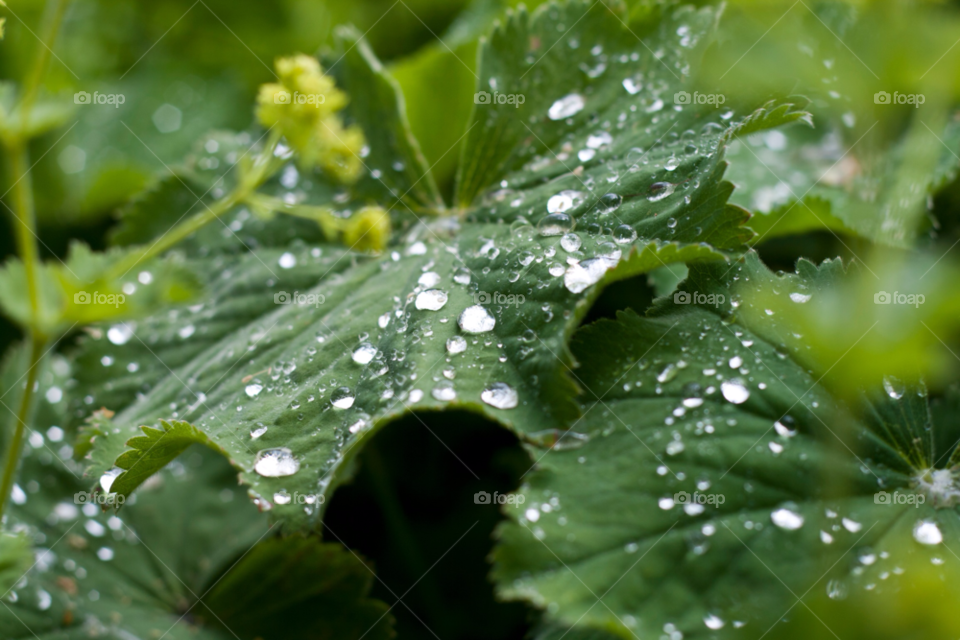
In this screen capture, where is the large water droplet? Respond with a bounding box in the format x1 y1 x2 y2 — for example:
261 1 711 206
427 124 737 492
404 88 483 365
481 383 518 409
107 324 134 345
100 468 123 493
416 289 448 311
548 93 585 120
352 343 377 364
564 258 609 293
253 448 300 477
771 506 804 530
538 213 575 236
331 387 355 409
913 520 943 545
704 614 724 630
458 306 496 333
721 379 750 404
245 383 263 398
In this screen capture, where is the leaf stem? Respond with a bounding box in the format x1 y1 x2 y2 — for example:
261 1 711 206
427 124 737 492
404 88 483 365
107 129 284 278
18 0 71 127
7 144 41 328
0 336 45 521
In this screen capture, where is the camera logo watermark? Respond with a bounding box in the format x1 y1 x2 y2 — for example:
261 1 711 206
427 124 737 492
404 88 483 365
474 91 525 107
474 491 525 505
674 91 725 106
875 490 924 507
874 291 924 307
475 291 524 307
674 291 725 307
674 491 725 506
74 291 125 308
874 91 924 107
274 491 324 505
74 91 125 107
275 291 325 307
272 90 326 106
74 491 124 506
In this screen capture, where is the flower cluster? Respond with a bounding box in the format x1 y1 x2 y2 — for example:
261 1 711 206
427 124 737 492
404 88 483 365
256 54 364 183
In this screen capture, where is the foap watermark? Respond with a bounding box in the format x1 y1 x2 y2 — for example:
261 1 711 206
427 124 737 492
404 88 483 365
874 291 925 308
474 491 525 505
74 491 124 507
274 490 324 506
674 91 725 106
674 290 725 307
875 490 925 507
275 291 325 307
74 91 125 107
74 291 125 308
272 90 326 106
475 291 524 307
874 91 924 108
474 91 525 107
674 491 725 507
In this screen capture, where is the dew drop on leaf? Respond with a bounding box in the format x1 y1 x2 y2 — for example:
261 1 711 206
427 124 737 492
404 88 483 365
771 506 804 530
253 448 299 477
481 382 518 409
720 379 750 404
416 289 448 311
547 93 585 120
446 336 467 354
913 520 942 545
458 306 496 333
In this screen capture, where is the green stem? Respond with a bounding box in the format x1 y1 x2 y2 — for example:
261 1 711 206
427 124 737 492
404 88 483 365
0 336 44 521
108 129 284 278
7 144 41 326
18 0 71 136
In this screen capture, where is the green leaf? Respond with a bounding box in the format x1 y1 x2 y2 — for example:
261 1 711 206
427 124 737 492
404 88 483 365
0 532 32 595
0 242 200 335
199 537 394 640
491 252 960 638
68 0 802 531
332 26 445 212
105 420 233 502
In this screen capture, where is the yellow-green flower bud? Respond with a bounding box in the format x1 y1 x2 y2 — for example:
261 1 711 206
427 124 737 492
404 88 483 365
256 54 365 183
341 206 391 253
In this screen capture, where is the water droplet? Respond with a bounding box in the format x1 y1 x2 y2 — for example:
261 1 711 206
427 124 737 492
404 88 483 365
826 579 847 600
100 468 122 493
883 376 904 400
250 425 268 439
913 520 942 545
721 380 750 404
771 506 804 530
178 324 196 339
548 93 585 120
704 614 724 630
842 517 862 532
647 182 676 202
331 387 355 409
416 289 448 311
560 233 581 252
432 382 456 401
538 213 576 236
458 306 496 333
446 336 468 354
564 258 609 293
107 324 134 345
418 272 441 288
278 252 297 269
790 292 811 303
774 420 796 437
245 384 263 398
594 193 622 215
613 225 637 244
481 383 518 409
274 491 292 505
253 448 299 477
352 343 377 364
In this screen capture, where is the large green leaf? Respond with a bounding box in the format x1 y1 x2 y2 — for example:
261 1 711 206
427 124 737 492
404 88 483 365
68 0 805 531
492 251 960 638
